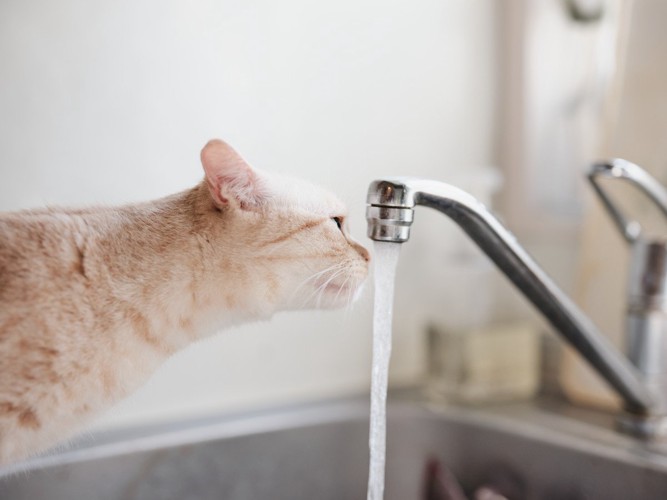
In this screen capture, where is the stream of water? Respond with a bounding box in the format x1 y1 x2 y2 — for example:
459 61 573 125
367 241 401 500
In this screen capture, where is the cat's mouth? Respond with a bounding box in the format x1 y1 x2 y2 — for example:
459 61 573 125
314 277 359 296
308 266 367 308
323 282 353 294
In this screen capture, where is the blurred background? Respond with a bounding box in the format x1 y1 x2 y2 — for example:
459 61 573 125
1 0 666 430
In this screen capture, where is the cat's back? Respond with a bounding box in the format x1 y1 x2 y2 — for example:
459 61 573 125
0 208 120 464
0 209 94 306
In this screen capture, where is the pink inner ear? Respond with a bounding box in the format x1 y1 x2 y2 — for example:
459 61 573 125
200 139 264 209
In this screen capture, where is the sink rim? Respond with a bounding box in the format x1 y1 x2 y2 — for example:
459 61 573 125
3 390 667 479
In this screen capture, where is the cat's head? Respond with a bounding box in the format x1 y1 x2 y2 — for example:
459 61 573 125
199 139 370 314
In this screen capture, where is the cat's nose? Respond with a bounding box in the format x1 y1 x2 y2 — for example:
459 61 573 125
353 242 371 263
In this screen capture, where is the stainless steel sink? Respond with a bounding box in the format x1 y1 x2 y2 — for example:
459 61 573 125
2 391 667 499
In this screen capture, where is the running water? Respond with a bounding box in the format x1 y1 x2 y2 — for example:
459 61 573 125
367 241 401 500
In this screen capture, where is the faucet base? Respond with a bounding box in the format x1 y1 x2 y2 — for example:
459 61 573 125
616 412 667 440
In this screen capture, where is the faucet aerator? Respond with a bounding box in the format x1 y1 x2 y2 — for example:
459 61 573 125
366 206 413 243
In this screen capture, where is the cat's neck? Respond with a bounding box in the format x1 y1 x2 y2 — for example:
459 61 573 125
88 184 245 348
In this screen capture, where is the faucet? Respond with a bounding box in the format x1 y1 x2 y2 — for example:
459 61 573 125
366 159 667 439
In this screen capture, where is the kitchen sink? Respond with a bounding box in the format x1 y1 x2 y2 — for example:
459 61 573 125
2 391 667 499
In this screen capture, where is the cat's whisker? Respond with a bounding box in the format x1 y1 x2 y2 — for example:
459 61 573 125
295 265 344 308
312 268 347 309
333 272 352 304
338 274 362 320
311 270 343 309
344 276 365 316
344 280 359 320
290 263 346 305
317 267 347 307
307 263 345 283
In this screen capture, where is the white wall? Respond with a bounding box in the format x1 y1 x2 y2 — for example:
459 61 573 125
0 0 499 428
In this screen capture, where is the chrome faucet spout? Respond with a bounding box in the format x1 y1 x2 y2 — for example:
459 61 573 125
366 177 662 420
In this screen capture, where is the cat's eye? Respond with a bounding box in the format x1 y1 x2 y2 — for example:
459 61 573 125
332 216 343 231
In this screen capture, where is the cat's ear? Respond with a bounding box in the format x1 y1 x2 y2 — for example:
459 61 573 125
200 139 266 210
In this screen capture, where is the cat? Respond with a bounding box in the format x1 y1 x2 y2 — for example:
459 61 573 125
0 139 370 465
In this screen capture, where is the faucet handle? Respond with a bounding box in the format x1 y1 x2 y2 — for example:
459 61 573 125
588 159 667 244
590 160 667 421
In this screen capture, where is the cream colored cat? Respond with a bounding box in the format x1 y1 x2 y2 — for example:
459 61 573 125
0 139 370 465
